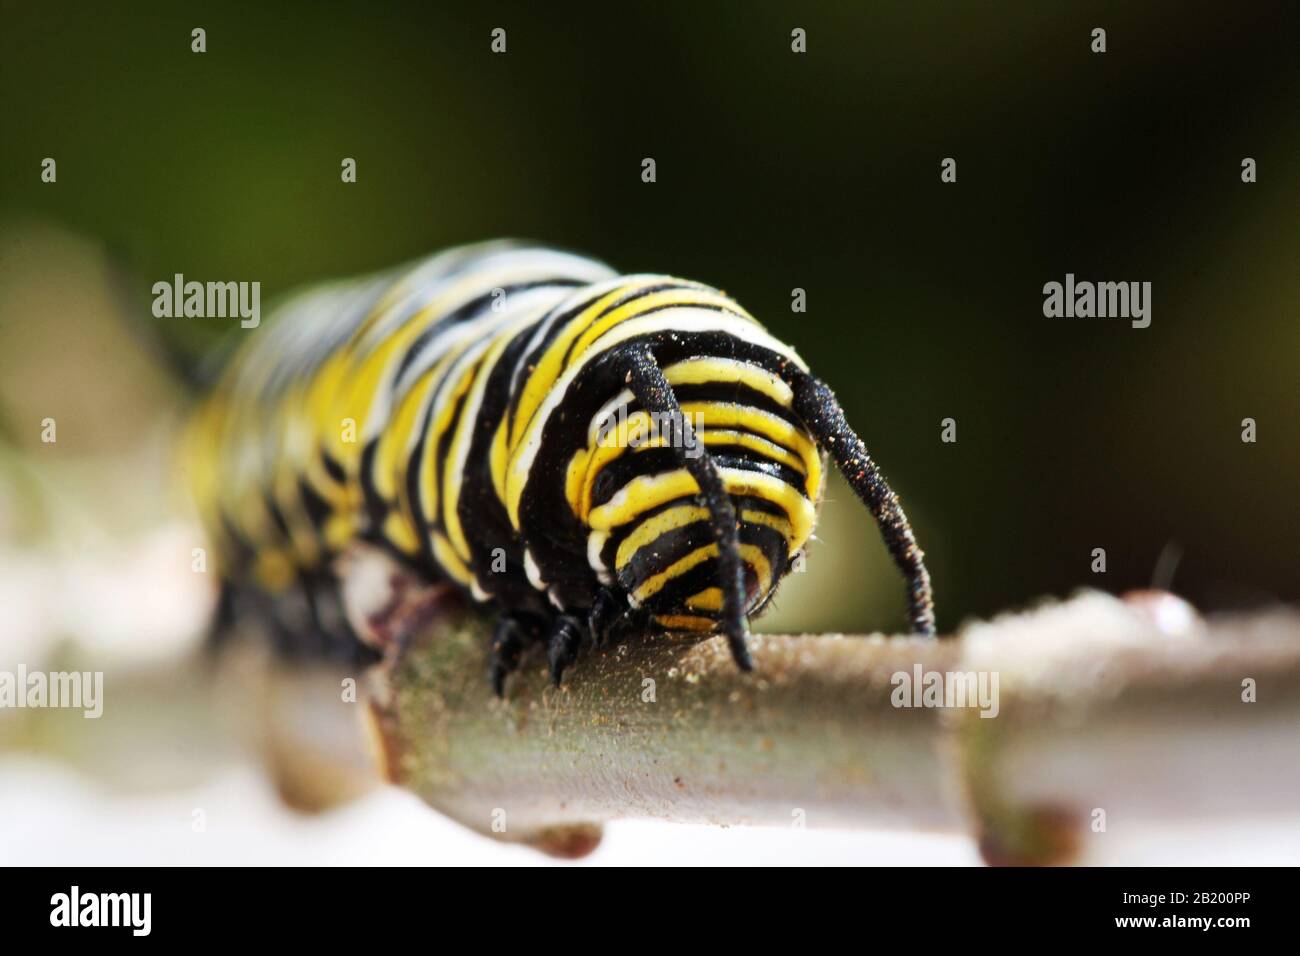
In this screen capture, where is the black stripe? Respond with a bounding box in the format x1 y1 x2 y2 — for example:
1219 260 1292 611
504 281 688 435
589 446 807 512
393 279 585 384
599 493 786 575
451 320 545 609
557 280 709 368
637 522 790 613
668 381 804 432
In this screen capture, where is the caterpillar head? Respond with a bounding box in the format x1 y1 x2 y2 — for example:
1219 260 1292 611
581 342 933 665
583 373 826 636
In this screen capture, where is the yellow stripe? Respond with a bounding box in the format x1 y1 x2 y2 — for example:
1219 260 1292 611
506 279 667 448
633 542 772 604
615 505 798 576
661 356 793 407
323 265 538 492
653 614 717 632
742 508 796 547
635 544 715 600
371 366 438 505
589 470 697 530
589 468 817 551
490 281 664 507
565 288 745 369
563 358 793 516
570 426 808 522
382 511 421 556
431 532 475 587
323 510 357 551
743 543 773 597
253 549 296 593
676 402 821 496
566 409 656 517
692 430 806 474
615 504 710 570
685 588 724 611
500 284 737 510
436 355 490 559
301 351 353 496
415 344 483 522
567 417 813 523
489 415 512 505
321 322 414 475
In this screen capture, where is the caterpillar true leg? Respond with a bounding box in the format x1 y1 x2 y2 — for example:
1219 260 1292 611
624 347 755 672
587 586 627 646
489 615 530 696
545 613 588 685
787 373 937 636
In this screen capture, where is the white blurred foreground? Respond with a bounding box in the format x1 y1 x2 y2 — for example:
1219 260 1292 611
4 757 1297 866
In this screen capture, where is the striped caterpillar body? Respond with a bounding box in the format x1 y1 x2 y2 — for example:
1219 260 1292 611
186 242 935 691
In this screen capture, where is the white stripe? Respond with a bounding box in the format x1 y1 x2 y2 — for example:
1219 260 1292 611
524 548 546 591
504 273 661 405
391 284 570 398
588 388 635 446
587 530 613 584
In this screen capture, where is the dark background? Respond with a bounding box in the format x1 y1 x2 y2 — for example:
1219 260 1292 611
1 1 1296 632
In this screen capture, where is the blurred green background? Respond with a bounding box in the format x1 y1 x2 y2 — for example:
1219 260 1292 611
1 1 1296 634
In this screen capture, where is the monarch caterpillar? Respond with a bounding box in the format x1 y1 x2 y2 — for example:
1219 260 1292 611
187 241 935 692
